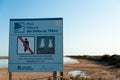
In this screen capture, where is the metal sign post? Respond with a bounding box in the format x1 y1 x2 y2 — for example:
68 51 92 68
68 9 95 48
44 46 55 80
53 71 57 80
60 72 63 80
9 72 12 80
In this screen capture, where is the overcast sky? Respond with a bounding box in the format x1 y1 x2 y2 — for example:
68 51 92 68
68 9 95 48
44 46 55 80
0 0 120 56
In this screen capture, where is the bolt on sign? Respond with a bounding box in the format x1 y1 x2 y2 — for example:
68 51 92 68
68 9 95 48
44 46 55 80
9 18 63 72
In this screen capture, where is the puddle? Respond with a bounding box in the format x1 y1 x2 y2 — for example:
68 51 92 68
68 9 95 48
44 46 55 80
64 57 79 64
68 70 90 78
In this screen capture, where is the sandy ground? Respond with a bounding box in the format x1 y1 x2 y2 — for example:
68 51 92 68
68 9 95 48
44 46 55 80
64 59 120 80
0 58 120 80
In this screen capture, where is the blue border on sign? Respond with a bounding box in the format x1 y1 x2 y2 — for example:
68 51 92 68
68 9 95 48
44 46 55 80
10 18 63 21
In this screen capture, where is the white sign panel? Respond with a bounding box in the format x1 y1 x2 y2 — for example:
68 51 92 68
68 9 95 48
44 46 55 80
9 18 63 72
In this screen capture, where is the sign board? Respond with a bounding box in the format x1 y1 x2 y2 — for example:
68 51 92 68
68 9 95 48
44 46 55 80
9 18 63 72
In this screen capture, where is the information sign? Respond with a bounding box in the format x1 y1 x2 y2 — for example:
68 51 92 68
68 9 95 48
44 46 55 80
9 18 63 72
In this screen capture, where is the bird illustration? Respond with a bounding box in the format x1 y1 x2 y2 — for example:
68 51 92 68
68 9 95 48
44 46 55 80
48 39 53 48
40 39 45 48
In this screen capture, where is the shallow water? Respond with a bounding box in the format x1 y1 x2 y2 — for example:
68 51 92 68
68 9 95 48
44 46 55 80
0 59 8 68
64 57 79 64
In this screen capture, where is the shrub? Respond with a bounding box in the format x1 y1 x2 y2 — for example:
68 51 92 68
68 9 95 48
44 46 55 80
115 63 120 68
109 54 120 65
100 54 111 62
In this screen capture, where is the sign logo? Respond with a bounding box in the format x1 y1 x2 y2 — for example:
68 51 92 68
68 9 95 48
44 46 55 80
14 22 25 33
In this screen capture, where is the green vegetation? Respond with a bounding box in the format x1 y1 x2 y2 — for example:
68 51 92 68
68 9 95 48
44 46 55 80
67 54 120 68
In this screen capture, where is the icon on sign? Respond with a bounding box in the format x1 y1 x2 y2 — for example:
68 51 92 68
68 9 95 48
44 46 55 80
17 36 35 54
14 22 25 33
55 20 61 26
37 36 55 54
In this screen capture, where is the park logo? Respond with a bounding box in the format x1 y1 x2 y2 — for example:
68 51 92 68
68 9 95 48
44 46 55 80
14 22 25 33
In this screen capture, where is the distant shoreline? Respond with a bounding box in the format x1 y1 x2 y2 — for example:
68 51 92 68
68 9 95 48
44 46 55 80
0 56 8 59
